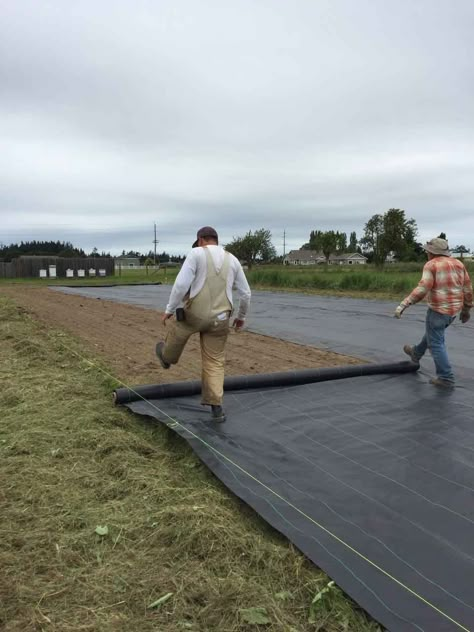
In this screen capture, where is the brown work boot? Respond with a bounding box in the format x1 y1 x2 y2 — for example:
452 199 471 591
429 377 455 389
403 345 420 364
211 405 226 422
155 342 170 369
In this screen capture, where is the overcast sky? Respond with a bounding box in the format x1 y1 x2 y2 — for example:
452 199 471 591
1 0 473 256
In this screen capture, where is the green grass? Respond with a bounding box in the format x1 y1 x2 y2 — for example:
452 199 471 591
0 297 380 631
246 267 420 297
6 259 472 300
247 261 474 298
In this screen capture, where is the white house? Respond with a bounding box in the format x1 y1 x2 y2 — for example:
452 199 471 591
284 250 367 265
328 253 368 265
284 250 326 265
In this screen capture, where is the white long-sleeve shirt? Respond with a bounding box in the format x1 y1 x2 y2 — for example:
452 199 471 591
165 245 251 319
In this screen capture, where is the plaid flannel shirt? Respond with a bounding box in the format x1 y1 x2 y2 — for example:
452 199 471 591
402 256 473 316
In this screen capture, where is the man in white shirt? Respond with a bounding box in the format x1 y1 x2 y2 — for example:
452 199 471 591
156 226 251 422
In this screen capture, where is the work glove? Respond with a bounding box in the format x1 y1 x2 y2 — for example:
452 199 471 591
394 304 406 319
460 308 471 324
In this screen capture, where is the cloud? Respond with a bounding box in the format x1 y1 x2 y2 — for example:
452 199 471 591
1 0 474 254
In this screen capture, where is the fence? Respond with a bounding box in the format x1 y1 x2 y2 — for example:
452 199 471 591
0 257 115 279
0 262 14 278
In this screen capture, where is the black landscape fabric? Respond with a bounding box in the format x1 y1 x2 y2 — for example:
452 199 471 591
117 364 474 632
59 286 474 630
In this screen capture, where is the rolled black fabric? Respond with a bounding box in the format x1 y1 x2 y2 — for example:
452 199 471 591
113 360 418 404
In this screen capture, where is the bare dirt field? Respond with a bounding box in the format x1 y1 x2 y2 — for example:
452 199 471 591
1 286 362 385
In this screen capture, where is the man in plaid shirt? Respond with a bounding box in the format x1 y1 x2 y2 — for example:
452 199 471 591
394 237 472 388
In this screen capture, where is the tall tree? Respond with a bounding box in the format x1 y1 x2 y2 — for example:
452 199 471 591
360 214 385 265
335 231 347 252
320 231 339 263
349 231 358 252
361 209 418 266
305 230 324 252
304 229 345 255
225 228 276 269
453 245 470 259
383 208 417 261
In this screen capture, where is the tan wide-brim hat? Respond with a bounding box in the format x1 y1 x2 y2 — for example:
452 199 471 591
422 238 451 256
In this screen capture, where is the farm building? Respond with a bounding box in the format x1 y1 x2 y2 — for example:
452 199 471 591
114 256 141 268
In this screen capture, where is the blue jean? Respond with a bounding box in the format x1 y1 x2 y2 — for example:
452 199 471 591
413 308 455 382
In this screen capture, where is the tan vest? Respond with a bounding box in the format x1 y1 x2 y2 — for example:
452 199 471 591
185 248 232 322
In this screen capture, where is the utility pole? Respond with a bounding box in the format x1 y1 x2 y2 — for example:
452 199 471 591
153 223 159 267
282 229 286 262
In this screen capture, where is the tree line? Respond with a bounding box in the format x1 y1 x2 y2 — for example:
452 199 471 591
0 241 184 264
298 209 420 264
0 241 111 262
2 214 470 268
120 250 186 265
119 250 185 264
224 211 420 268
225 209 470 268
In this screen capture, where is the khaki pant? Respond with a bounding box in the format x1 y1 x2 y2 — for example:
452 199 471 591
162 312 230 405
